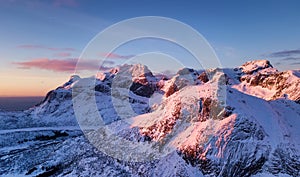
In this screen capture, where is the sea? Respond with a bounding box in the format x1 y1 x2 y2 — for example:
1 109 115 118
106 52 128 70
0 97 44 112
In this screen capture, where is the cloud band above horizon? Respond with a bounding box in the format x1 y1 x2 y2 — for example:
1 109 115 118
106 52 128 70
13 58 112 72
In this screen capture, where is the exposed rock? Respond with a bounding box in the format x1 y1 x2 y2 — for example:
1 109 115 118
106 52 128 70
198 72 209 83
238 70 300 101
1 60 300 177
240 60 273 74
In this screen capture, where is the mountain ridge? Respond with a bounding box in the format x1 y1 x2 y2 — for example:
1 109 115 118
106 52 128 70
0 60 299 177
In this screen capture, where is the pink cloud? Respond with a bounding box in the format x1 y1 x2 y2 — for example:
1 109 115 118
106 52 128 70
54 52 72 57
100 53 135 59
13 58 111 72
18 45 76 51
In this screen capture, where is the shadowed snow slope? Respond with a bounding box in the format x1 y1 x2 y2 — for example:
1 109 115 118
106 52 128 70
0 61 299 177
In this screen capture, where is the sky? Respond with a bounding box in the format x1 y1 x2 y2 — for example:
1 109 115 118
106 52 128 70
0 0 300 97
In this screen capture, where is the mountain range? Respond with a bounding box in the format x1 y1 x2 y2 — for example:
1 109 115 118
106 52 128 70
0 60 299 177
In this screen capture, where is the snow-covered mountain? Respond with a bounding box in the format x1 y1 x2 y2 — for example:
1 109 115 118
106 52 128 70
232 60 300 101
0 60 299 177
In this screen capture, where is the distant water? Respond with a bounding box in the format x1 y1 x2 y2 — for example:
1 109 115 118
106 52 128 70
0 97 44 112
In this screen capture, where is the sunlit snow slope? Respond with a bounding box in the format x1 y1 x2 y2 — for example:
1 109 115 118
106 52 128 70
0 60 299 177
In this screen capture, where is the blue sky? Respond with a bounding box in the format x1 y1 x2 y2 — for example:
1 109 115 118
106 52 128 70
0 0 300 96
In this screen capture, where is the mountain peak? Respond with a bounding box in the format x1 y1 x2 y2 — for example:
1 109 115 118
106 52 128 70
61 75 81 89
240 59 273 74
2 60 300 177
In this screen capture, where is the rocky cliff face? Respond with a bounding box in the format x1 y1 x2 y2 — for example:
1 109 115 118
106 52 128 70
1 60 300 177
232 60 300 101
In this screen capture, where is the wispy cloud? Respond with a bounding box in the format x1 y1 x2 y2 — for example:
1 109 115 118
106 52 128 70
102 60 115 65
13 58 111 72
267 49 300 58
281 57 300 61
1 0 78 8
17 44 76 51
100 53 135 59
53 0 78 7
262 49 300 70
53 52 72 57
290 62 300 65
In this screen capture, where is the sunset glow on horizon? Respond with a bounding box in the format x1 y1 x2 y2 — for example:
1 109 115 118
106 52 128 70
0 71 69 97
1 0 300 97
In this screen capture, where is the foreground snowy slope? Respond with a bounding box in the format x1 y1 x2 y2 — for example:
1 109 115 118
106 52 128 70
0 60 299 176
